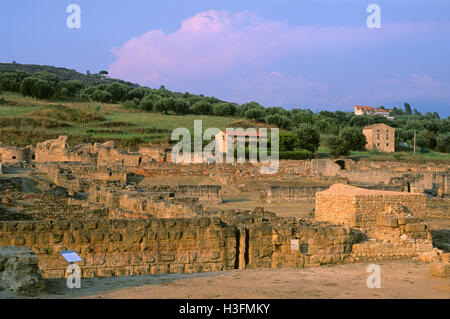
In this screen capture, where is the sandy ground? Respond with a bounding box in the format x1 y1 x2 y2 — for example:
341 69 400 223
2 260 448 299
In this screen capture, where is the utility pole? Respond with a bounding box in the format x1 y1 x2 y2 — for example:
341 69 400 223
413 130 416 156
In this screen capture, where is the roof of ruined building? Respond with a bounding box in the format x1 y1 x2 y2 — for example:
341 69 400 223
317 184 412 196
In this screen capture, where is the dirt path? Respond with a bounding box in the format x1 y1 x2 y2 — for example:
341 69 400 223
4 260 446 299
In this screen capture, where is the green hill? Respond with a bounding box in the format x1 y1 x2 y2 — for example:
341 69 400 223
0 62 137 87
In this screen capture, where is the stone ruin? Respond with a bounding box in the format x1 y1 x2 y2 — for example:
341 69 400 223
0 246 45 296
0 136 448 290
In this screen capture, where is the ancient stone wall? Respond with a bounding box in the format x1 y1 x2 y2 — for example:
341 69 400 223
88 186 204 219
261 185 329 203
315 184 426 233
0 145 33 164
0 218 237 278
35 162 128 192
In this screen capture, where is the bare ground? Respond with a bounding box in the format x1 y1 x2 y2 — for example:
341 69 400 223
2 260 448 299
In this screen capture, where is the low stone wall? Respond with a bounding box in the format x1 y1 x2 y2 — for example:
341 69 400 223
143 185 222 204
0 218 237 278
261 185 329 203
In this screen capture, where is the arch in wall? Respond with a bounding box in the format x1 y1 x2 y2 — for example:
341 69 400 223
335 160 346 170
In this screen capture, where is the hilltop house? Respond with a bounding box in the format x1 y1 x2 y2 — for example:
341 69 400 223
363 123 395 153
354 105 394 120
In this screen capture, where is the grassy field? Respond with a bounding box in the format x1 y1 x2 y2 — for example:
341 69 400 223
0 92 241 148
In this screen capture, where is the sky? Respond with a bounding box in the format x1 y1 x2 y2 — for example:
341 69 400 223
1 0 449 116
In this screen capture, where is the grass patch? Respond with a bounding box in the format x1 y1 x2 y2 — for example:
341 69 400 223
0 116 71 129
28 105 104 123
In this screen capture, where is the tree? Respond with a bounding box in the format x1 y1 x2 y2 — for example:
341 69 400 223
293 124 321 153
59 80 83 97
0 71 29 92
326 136 350 157
421 131 437 149
436 134 450 153
266 114 292 130
90 89 112 103
99 70 109 76
239 101 263 116
139 94 155 111
341 127 367 151
190 101 213 115
279 132 300 151
127 87 151 100
20 77 53 99
154 97 175 114
213 102 237 116
173 98 189 115
244 108 264 123
34 71 59 89
105 82 130 102
404 102 412 115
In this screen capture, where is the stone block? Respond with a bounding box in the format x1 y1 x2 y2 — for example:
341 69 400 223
429 263 450 278
405 223 426 232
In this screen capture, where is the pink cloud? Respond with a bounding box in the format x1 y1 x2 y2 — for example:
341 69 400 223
108 10 450 110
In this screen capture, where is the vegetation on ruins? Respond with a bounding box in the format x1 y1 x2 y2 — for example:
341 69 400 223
0 63 449 159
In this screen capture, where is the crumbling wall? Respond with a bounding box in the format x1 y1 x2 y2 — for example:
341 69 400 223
35 162 128 192
0 145 33 164
35 136 97 165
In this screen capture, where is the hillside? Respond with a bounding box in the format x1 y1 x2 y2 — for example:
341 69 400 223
0 62 448 161
0 62 137 87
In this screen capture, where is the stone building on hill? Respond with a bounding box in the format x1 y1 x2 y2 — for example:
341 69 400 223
363 123 395 153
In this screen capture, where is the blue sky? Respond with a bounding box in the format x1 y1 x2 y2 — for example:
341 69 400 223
1 0 449 116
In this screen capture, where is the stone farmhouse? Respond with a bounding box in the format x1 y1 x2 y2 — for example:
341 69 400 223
363 123 395 153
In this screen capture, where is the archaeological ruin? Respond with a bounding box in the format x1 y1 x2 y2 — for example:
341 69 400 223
0 136 448 295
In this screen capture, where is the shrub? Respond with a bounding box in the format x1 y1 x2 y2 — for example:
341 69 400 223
278 150 314 160
341 127 367 151
326 136 350 157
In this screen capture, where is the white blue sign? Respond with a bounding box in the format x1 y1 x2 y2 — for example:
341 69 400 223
59 250 82 263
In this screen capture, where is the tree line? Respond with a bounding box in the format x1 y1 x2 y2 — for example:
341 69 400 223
0 70 448 156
